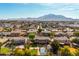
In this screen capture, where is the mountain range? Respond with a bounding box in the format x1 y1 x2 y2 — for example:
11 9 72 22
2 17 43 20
5 14 79 21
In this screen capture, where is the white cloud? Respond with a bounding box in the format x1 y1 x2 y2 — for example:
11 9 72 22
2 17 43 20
39 3 57 6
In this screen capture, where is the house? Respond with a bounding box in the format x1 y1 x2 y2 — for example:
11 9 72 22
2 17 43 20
41 29 51 36
52 29 58 32
53 36 69 42
10 31 20 37
0 32 11 36
34 36 50 44
0 37 8 43
27 29 37 34
63 28 73 32
66 32 74 37
0 27 3 32
53 36 70 46
55 32 66 37
4 23 13 28
8 37 27 45
15 45 24 49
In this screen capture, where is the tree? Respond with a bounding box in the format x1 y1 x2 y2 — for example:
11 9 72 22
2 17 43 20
28 33 35 41
60 46 74 56
72 38 79 44
74 32 79 36
24 43 30 50
4 27 12 32
38 28 42 33
51 40 60 54
75 48 79 56
10 39 15 55
50 32 55 38
25 48 31 56
0 42 2 54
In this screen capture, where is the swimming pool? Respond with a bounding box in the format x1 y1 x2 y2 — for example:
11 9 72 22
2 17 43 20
39 47 47 55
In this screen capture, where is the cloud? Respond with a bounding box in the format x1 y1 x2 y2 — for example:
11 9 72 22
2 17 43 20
39 3 54 6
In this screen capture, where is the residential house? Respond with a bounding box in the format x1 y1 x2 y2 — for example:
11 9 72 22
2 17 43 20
34 36 50 45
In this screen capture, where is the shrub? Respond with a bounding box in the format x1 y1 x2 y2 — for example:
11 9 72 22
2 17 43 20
14 48 25 56
0 47 11 55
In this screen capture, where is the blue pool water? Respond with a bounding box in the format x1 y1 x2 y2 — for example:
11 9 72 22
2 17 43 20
40 47 47 55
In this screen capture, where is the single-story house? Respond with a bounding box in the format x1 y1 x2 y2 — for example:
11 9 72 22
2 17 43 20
8 37 27 45
55 32 66 37
34 36 50 44
27 29 37 34
41 30 51 36
53 36 70 46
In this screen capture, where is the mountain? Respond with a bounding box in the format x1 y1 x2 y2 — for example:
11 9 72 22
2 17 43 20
37 14 75 21
25 14 78 21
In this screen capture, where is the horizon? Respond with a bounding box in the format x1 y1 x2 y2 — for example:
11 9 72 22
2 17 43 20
0 3 79 19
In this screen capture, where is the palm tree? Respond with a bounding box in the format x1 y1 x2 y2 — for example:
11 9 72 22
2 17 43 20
10 39 15 55
51 40 60 54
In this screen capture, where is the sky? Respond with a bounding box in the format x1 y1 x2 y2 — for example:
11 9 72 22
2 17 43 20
0 3 79 19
